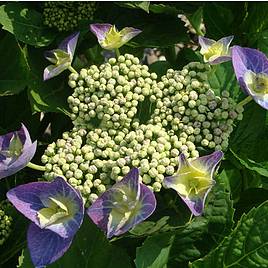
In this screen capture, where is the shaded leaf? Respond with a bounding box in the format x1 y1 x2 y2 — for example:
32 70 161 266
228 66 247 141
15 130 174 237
231 150 268 178
203 3 234 39
149 61 172 78
0 3 56 47
0 33 29 96
25 47 71 115
117 1 150 13
187 7 204 36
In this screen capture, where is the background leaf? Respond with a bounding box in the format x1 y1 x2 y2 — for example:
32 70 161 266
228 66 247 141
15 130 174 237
0 3 56 47
0 33 29 96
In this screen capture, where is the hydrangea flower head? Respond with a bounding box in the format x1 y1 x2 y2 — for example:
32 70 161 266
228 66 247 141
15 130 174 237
0 124 37 179
163 151 223 216
90 23 142 50
232 45 268 109
199 36 234 64
44 32 79 80
87 168 156 238
7 177 84 267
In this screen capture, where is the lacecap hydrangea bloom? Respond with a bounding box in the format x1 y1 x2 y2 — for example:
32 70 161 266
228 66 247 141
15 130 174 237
42 56 243 206
199 36 234 64
44 32 79 81
90 23 141 50
87 168 156 238
163 151 223 216
232 45 268 110
0 124 37 179
7 177 84 267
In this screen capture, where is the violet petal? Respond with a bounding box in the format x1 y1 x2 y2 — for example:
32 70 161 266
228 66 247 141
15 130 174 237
27 223 73 267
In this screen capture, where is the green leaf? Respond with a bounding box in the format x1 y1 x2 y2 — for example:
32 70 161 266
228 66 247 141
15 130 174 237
116 1 150 13
0 3 56 47
149 4 179 16
0 90 40 135
187 7 204 36
175 48 202 70
169 218 208 263
191 201 268 267
135 232 175 268
0 33 29 96
203 3 234 39
235 188 268 219
130 216 172 237
19 218 132 268
204 176 234 244
149 61 172 78
207 61 242 100
241 3 268 49
132 17 189 48
217 162 242 203
230 102 268 162
231 150 268 178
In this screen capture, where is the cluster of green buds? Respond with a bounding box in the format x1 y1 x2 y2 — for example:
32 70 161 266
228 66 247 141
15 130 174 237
42 123 187 205
67 54 158 131
43 2 97 32
0 201 12 246
149 62 243 152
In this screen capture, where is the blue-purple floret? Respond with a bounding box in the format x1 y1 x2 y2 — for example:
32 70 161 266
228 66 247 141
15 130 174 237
7 177 84 267
0 124 37 179
87 168 156 239
232 45 268 109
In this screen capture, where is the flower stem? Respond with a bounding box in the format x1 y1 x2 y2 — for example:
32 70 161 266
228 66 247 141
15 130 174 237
237 95 253 107
68 66 78 74
115 48 120 58
187 213 194 224
27 162 46 172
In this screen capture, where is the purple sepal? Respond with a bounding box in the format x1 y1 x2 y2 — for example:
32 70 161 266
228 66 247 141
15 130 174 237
120 27 142 43
90 23 142 50
163 151 223 216
198 36 215 51
87 168 156 239
43 32 79 81
58 32 80 58
7 177 84 238
232 45 268 89
191 151 224 174
90 23 112 42
199 35 233 64
112 183 156 237
0 124 37 179
43 63 70 81
27 223 73 267
209 55 232 65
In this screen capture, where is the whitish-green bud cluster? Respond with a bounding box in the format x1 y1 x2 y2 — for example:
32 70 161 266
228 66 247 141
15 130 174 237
67 54 158 131
42 123 198 205
0 201 12 246
43 2 97 32
149 62 243 151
